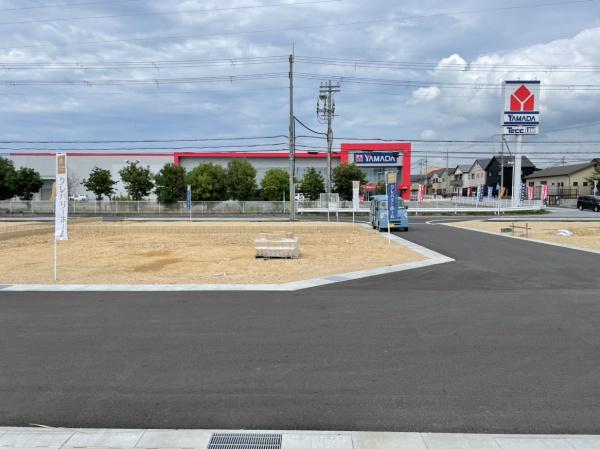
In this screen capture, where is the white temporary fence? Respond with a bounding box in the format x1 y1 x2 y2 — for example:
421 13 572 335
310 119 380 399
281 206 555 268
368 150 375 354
0 199 546 217
0 200 291 215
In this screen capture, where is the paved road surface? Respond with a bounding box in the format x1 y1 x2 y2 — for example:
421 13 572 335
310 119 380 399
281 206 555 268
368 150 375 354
1 220 599 433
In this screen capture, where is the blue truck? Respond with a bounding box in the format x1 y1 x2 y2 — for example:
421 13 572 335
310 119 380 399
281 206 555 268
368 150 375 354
369 194 409 232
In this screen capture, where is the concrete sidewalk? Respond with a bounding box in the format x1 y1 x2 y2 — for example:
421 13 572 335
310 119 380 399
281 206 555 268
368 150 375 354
0 428 598 449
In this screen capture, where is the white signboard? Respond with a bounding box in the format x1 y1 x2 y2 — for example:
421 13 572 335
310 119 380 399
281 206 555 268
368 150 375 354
502 81 540 135
55 154 68 240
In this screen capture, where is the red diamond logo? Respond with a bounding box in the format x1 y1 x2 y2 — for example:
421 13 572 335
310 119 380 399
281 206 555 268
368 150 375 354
510 85 535 111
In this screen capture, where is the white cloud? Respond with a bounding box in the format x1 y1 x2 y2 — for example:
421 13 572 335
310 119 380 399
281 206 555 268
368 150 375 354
429 27 600 134
410 86 441 103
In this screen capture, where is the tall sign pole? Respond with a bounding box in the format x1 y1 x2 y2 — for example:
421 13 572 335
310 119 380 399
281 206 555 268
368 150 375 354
288 54 296 221
385 171 398 244
54 153 68 281
502 80 541 208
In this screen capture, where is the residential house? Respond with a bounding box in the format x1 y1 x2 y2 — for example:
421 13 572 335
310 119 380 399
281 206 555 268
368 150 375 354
463 159 491 195
428 168 453 196
524 159 600 197
487 155 537 196
453 164 471 196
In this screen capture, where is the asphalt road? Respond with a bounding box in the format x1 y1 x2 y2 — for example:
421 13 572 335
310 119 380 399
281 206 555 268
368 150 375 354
1 219 599 433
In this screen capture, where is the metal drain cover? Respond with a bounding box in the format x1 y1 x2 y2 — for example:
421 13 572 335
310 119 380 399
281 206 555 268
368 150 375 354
207 433 282 449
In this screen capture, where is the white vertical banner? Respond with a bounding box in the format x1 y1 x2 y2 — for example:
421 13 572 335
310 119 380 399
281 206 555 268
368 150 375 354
352 180 360 211
55 153 68 241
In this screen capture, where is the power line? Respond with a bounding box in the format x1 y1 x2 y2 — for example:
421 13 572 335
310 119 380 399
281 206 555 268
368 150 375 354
0 0 143 13
0 0 593 50
295 56 600 73
0 135 288 144
296 135 600 144
294 116 326 135
4 71 600 90
295 73 600 91
0 0 341 27
0 56 289 71
0 72 289 86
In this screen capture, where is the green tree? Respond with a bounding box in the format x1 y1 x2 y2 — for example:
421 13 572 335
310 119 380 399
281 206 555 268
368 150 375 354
0 157 17 200
186 163 227 201
82 167 117 200
332 163 367 200
15 167 43 201
225 158 257 200
154 163 186 205
586 162 600 194
260 168 289 201
118 161 154 201
299 168 324 200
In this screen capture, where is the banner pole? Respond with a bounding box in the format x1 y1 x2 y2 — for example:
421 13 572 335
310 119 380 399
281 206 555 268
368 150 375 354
54 238 57 281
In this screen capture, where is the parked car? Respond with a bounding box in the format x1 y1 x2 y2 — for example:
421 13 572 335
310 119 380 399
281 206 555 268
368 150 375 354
576 195 600 212
369 194 409 232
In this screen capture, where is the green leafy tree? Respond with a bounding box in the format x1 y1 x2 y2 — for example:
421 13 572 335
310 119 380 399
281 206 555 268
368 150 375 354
186 163 227 201
15 167 43 201
299 168 325 200
82 167 117 200
332 163 367 200
154 163 186 205
260 168 289 201
586 162 600 194
0 157 17 200
118 161 154 201
225 158 257 200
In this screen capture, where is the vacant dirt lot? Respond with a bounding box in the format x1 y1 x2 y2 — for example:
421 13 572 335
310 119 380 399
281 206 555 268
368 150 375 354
0 221 424 284
449 220 600 252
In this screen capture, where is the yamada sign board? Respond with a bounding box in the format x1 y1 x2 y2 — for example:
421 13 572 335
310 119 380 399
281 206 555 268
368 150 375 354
502 81 540 135
353 152 400 166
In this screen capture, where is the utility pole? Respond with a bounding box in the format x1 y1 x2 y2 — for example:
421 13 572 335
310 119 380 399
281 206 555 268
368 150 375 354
317 80 340 197
288 54 295 221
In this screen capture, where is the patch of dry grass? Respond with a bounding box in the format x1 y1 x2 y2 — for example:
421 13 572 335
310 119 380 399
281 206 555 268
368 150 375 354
448 220 600 252
0 221 424 284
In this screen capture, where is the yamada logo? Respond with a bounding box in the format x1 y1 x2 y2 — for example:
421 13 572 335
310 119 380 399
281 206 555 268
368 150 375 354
511 85 535 112
354 154 364 162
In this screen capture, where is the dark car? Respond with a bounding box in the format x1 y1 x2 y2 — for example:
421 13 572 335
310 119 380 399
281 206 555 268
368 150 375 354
577 195 600 212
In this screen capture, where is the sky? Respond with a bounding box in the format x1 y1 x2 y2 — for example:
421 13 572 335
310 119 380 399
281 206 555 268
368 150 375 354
1 0 600 169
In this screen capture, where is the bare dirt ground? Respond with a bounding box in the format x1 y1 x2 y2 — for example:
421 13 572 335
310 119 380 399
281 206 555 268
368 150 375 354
449 220 600 252
0 221 424 284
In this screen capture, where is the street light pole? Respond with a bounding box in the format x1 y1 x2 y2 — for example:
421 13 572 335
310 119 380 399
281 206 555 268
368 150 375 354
288 54 296 221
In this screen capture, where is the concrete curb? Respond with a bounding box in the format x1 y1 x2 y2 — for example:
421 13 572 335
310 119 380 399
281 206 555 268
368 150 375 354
0 230 454 292
441 221 600 256
0 427 598 449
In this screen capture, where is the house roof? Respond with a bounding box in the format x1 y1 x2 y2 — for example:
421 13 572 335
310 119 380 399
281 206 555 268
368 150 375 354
492 155 536 168
470 158 492 171
455 164 471 174
524 160 597 179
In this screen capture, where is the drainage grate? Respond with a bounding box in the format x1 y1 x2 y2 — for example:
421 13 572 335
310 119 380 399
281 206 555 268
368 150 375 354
207 433 282 449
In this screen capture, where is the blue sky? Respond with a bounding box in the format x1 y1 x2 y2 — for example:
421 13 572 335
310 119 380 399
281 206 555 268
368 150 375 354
1 0 600 168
